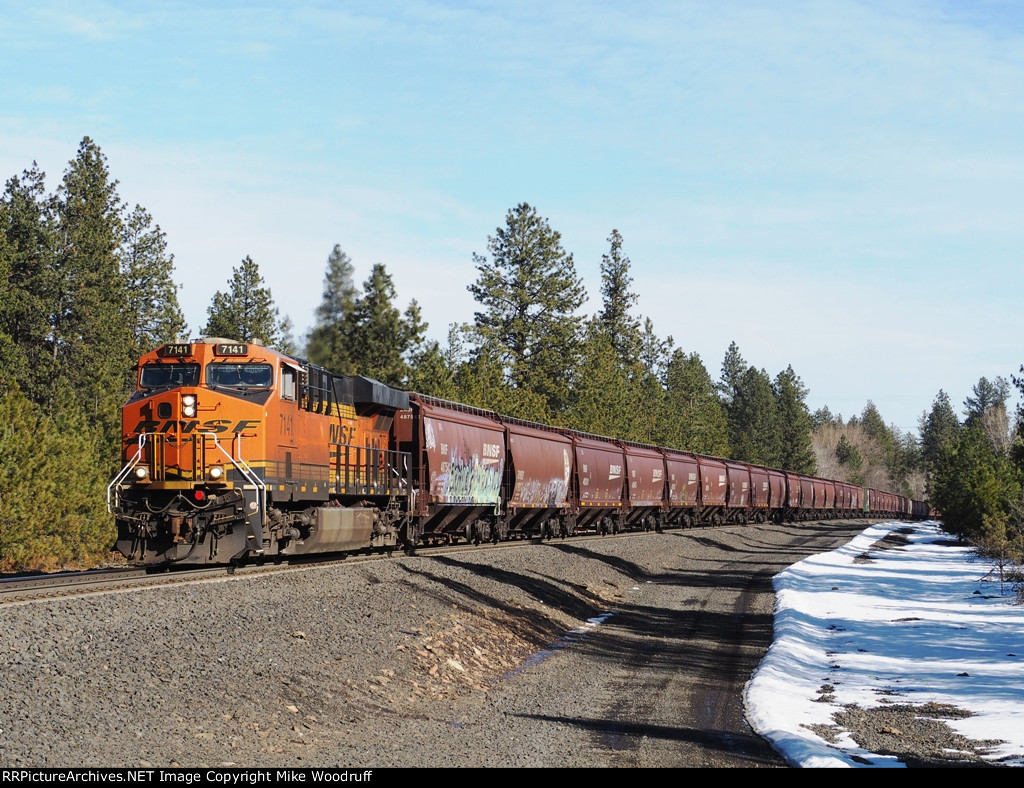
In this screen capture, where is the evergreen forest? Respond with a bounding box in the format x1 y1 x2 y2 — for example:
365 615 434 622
1 139 1021 574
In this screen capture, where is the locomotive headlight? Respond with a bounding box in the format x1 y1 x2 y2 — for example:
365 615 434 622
207 465 224 481
182 394 197 418
134 465 150 481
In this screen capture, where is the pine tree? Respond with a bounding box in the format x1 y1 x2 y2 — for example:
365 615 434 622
455 337 549 421
963 377 1011 455
729 367 781 466
346 263 426 386
467 202 586 419
120 204 187 358
0 388 111 572
660 349 730 456
963 376 1010 423
626 361 665 445
718 341 748 406
835 435 864 476
203 255 287 348
305 244 358 372
405 339 457 399
597 229 642 366
639 317 674 384
0 208 19 386
774 365 816 473
562 321 634 438
0 164 56 400
591 233 669 442
919 390 960 472
52 137 132 453
812 406 838 429
930 422 1019 541
1011 366 1024 475
277 315 298 357
860 401 899 475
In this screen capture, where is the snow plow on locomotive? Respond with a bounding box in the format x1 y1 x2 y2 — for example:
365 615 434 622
110 339 931 567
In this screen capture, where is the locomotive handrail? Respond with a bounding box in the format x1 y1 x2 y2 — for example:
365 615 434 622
207 431 269 551
208 432 266 500
106 433 148 514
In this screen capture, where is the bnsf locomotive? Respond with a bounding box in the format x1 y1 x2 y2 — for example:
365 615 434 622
109 339 930 566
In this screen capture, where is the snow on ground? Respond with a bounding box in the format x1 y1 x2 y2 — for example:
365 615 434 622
745 520 1024 768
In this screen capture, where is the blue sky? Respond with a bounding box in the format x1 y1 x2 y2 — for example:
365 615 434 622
2 0 1023 434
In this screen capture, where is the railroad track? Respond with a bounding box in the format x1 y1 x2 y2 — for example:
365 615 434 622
0 529 643 604
0 565 234 604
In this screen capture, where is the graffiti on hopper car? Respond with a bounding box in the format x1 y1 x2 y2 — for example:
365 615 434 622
432 453 503 504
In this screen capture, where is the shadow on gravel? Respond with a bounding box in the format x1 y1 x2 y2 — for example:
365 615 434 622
539 542 657 581
516 712 778 763
405 543 779 673
567 599 777 673
417 555 608 619
392 559 589 647
545 538 783 593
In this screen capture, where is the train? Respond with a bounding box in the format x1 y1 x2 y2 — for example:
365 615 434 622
108 338 930 566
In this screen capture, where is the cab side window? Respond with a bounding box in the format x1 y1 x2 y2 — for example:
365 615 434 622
280 366 297 401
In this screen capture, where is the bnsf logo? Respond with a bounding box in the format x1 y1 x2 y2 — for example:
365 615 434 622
130 419 262 435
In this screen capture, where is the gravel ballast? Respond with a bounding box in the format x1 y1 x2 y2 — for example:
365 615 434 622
0 522 994 768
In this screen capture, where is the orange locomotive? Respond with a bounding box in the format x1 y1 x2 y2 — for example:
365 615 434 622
109 338 411 564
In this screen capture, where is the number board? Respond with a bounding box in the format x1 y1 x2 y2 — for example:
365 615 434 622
157 343 192 358
214 343 248 356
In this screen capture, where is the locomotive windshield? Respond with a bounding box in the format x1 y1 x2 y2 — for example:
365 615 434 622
139 363 200 390
206 362 274 389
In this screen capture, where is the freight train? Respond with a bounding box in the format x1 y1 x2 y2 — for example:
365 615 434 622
108 338 930 566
